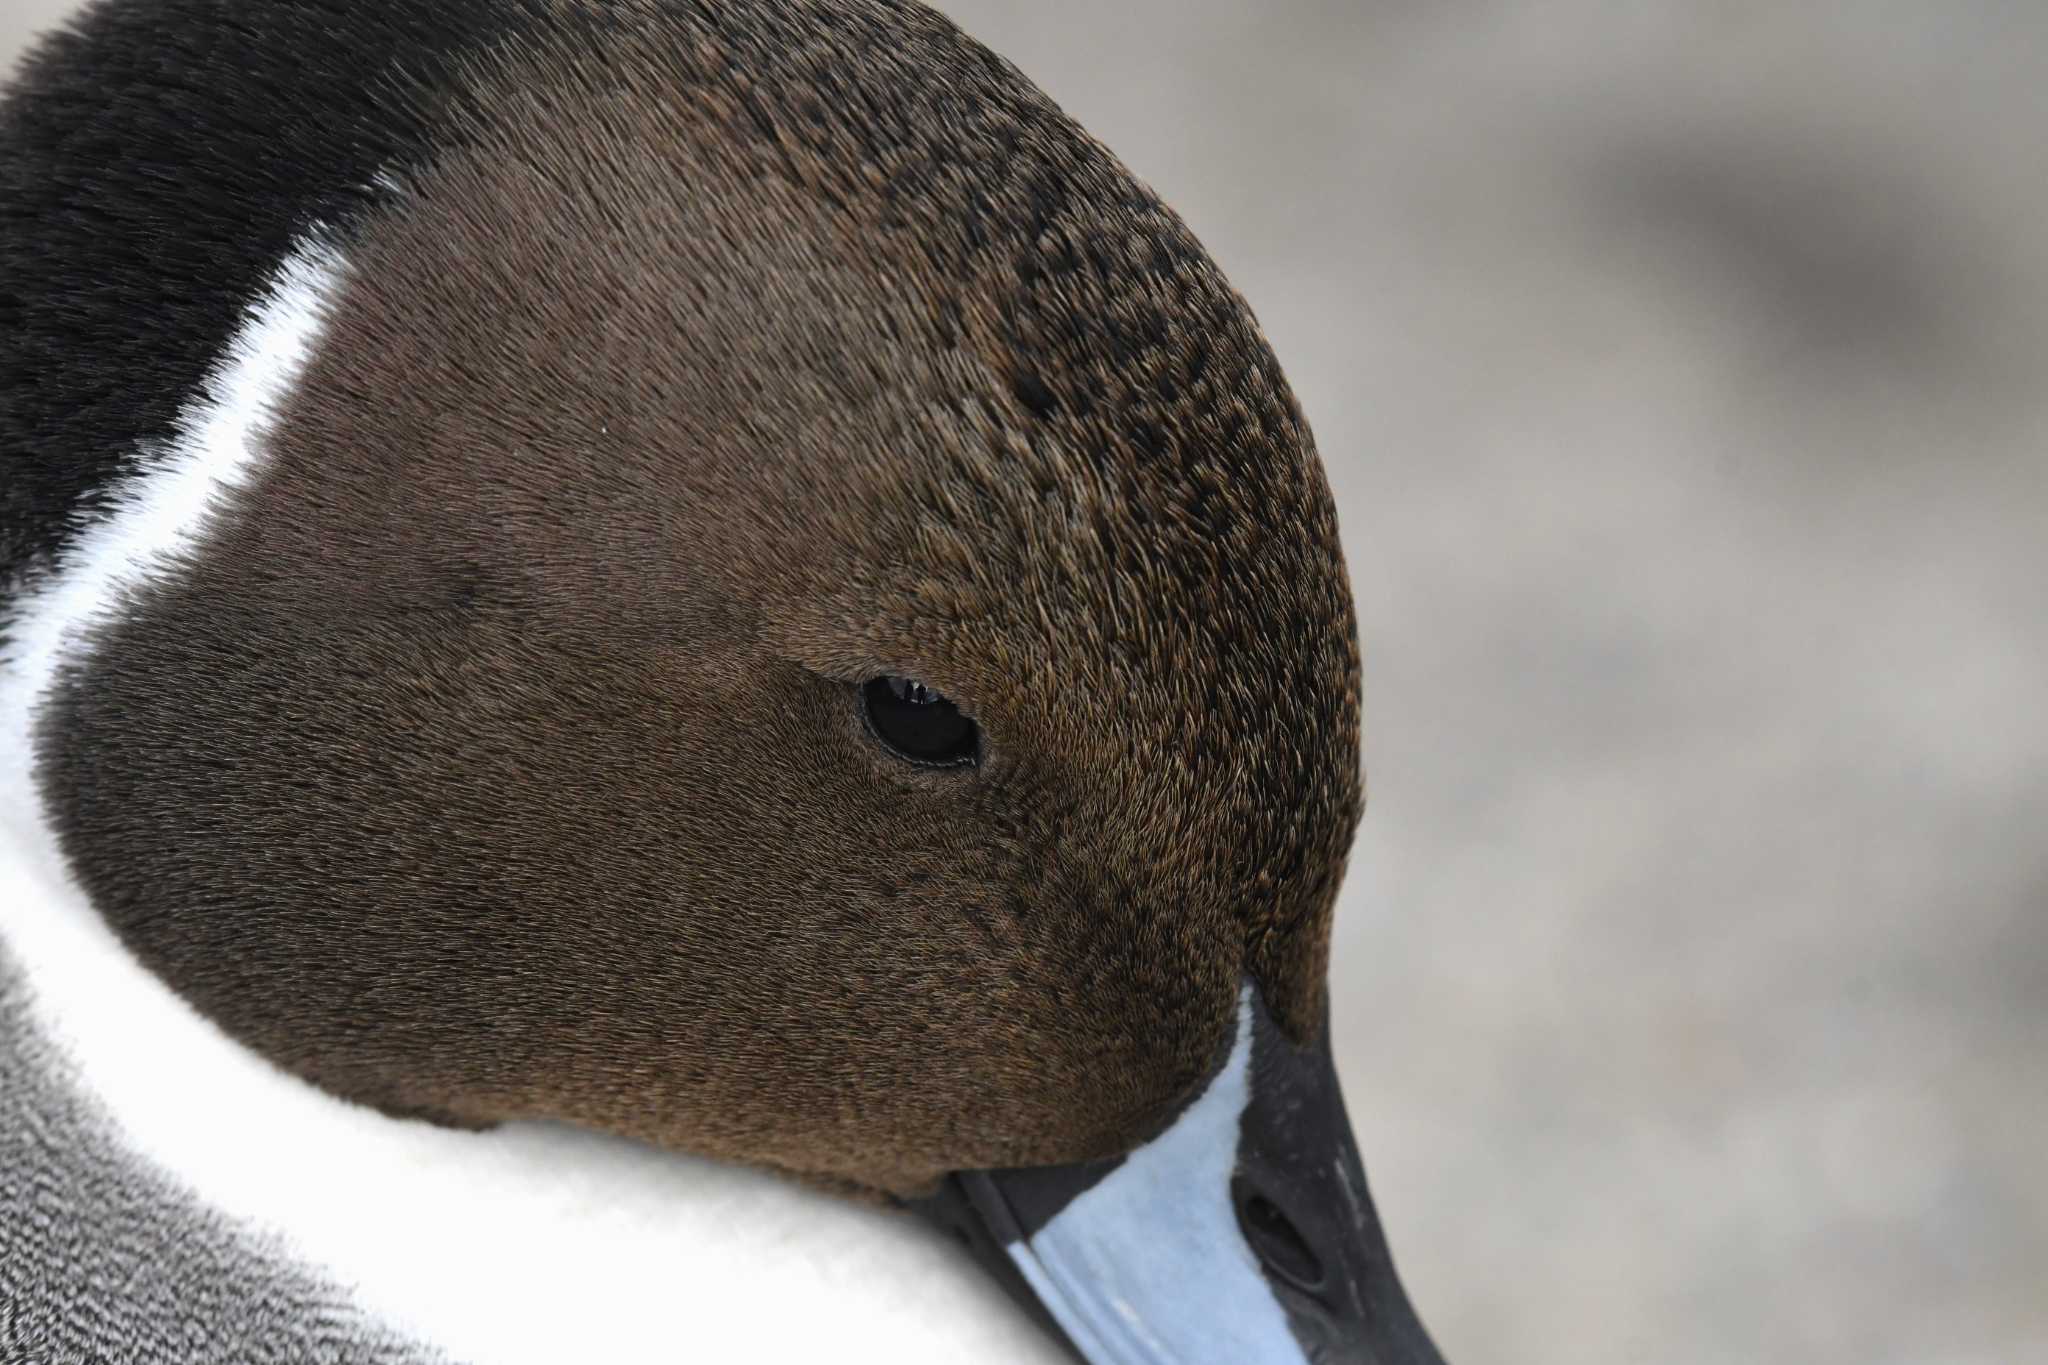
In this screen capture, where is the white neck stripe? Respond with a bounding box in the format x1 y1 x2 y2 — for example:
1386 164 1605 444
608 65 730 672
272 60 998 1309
0 238 1057 1364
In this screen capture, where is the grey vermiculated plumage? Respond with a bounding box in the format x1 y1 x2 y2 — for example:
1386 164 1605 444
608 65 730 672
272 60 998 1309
0 940 443 1365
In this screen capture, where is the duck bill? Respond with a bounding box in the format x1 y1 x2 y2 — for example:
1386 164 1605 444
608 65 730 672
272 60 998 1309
910 983 1446 1365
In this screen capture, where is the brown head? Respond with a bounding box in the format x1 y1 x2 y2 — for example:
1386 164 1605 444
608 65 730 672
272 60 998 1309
14 1 1439 1360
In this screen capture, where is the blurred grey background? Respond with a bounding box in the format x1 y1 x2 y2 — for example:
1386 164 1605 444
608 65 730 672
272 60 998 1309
6 3 2043 1362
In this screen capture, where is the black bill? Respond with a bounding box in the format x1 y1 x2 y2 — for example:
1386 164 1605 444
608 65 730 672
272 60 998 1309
911 983 1446 1364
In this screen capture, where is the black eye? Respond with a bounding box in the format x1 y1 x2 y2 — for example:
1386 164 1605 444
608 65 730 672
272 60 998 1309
860 675 980 768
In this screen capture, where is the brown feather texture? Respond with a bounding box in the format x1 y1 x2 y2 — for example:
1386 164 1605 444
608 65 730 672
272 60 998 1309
37 0 1363 1196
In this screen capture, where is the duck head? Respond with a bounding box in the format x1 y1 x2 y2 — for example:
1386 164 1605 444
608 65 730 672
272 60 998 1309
22 2 1443 1360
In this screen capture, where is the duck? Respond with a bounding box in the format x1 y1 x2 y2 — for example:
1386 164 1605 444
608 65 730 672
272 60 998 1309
0 1 1447 1362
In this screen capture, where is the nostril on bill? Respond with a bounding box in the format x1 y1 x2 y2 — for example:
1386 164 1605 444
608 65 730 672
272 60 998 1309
1232 1173 1326 1295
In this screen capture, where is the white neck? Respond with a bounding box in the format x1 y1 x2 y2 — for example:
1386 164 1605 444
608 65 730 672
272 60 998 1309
0 239 1056 1365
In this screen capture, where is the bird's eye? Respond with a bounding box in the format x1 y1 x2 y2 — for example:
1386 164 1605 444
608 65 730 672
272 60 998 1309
860 675 980 768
